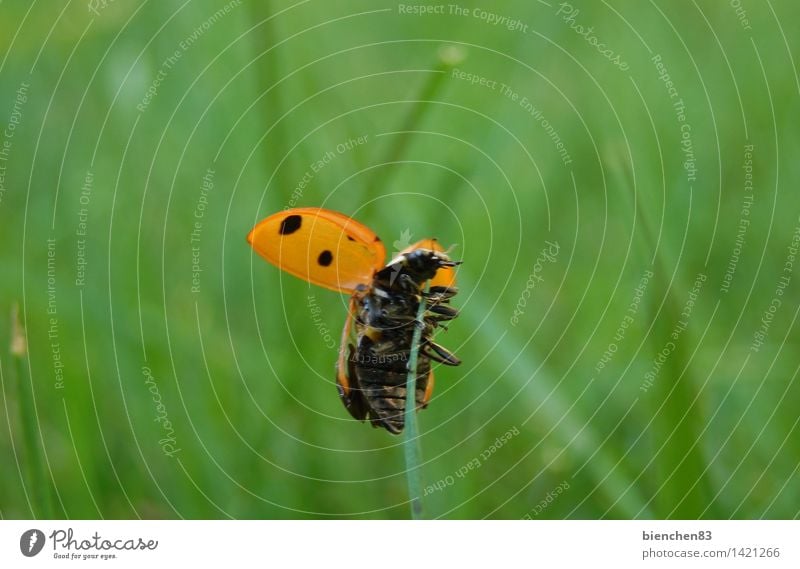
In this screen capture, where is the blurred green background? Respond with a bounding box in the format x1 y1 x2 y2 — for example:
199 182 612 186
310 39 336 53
1 0 799 519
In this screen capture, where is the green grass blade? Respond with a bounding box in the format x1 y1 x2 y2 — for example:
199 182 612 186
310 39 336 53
403 285 429 520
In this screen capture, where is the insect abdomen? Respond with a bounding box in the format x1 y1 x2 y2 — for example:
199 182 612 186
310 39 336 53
354 360 430 434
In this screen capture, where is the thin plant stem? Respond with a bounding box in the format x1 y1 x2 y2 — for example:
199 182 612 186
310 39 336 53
403 284 429 520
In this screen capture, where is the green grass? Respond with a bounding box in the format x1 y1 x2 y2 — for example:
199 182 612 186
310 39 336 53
1 0 800 519
402 283 429 520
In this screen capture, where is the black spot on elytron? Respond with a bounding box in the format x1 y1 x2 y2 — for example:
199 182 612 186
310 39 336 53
318 250 333 267
374 236 381 242
347 235 356 241
279 215 302 235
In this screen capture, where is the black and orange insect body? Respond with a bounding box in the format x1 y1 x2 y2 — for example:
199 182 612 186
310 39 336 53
247 207 461 434
344 248 461 433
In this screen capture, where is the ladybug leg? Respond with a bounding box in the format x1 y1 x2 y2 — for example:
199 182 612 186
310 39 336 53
422 341 461 366
426 302 459 320
425 285 459 299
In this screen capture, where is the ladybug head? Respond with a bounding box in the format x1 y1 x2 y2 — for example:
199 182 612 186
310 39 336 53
396 248 460 284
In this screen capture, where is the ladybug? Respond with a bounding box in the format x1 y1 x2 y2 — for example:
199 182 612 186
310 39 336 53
247 207 461 434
